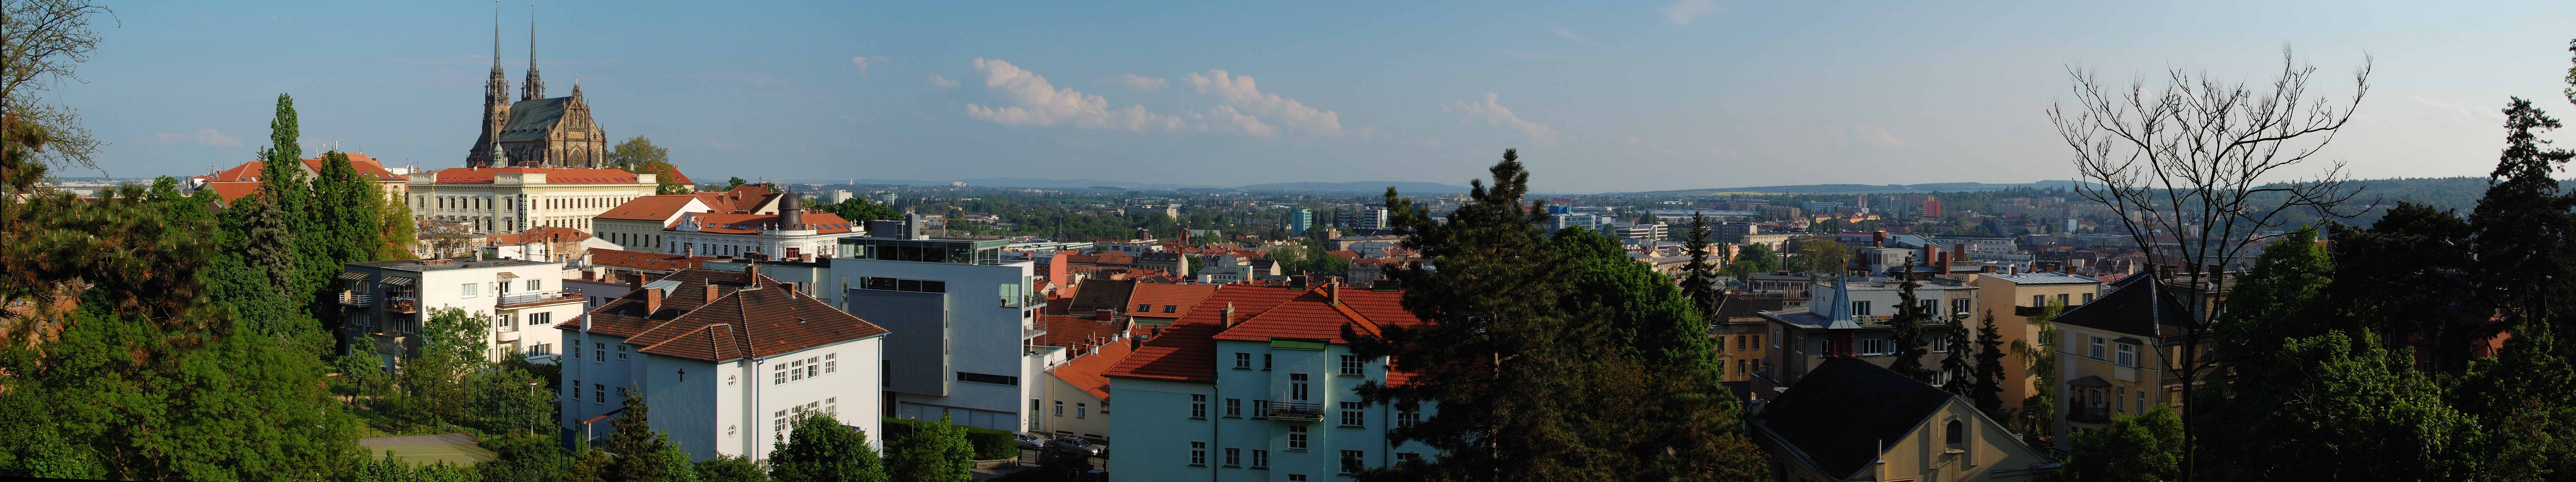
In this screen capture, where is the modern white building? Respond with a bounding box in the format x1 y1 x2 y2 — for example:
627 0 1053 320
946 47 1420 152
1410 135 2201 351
593 185 786 253
1105 283 1440 481
830 224 1046 432
558 268 888 460
407 167 671 234
339 256 590 371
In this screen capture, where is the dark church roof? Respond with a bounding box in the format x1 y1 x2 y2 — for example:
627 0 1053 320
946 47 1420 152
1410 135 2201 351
498 97 573 143
1755 357 1957 480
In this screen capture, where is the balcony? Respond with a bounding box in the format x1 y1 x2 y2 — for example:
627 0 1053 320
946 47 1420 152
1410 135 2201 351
338 291 374 307
1001 292 1045 308
2068 406 2112 424
381 297 420 313
497 290 583 308
1266 401 1324 420
1023 316 1048 339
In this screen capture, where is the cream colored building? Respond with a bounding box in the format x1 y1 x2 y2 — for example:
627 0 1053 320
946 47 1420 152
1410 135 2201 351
339 257 591 373
2044 273 2189 439
592 185 784 252
407 167 662 234
1963 271 2103 414
1750 357 2061 482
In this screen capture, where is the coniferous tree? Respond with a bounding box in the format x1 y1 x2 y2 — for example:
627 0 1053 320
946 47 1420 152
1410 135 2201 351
2467 98 2576 357
1938 314 1973 399
1970 310 2010 419
1887 260 1932 382
1680 214 1723 323
603 387 669 482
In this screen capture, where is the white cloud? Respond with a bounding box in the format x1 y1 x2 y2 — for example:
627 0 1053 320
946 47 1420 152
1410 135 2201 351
1851 124 1904 150
1099 74 1169 92
850 56 890 74
1550 27 1584 41
141 128 243 148
964 58 1191 132
1445 93 1560 145
926 74 959 90
1657 0 1722 25
1183 69 1354 137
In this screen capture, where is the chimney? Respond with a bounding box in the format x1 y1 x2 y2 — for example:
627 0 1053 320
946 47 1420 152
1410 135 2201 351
644 287 664 316
1328 277 1342 305
1095 308 1114 322
704 283 719 302
1222 302 1237 328
1872 230 1886 248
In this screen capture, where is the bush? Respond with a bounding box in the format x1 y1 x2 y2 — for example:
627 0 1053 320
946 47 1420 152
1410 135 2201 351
883 417 1016 460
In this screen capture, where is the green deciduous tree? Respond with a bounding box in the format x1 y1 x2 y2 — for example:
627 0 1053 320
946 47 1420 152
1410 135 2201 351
2066 405 2184 482
353 451 480 482
2011 300 2066 449
694 455 765 482
476 430 566 482
884 413 972 482
769 411 886 482
606 136 690 195
1791 239 1848 275
2197 331 2475 481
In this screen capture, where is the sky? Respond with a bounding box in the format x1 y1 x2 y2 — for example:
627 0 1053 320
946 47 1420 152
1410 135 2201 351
50 0 2576 193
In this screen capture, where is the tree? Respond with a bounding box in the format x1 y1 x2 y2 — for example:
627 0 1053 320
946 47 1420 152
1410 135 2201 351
822 197 902 224
1887 262 1933 382
1791 239 1848 275
2212 227 2335 385
1 0 112 189
2197 331 2474 481
2448 329 2576 480
606 136 690 195
603 387 670 482
353 451 479 482
420 220 480 258
2011 299 2067 448
2065 405 2185 482
727 177 749 191
1679 214 1722 323
477 430 567 482
2467 98 2576 358
1937 310 1973 400
769 411 886 482
883 413 972 482
2052 48 2370 478
694 455 765 482
1970 310 2010 420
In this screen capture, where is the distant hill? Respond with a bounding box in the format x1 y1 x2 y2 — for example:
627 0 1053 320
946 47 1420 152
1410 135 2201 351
1620 180 2084 196
1234 181 1472 193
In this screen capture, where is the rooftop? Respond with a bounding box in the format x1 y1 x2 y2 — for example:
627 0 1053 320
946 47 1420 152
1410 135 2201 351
348 257 560 273
424 167 647 184
1755 357 1960 480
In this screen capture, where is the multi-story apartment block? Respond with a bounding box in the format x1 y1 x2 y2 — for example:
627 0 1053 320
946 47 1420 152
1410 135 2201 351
1105 283 1440 481
558 268 888 460
407 167 673 234
1754 275 1979 393
1964 271 2102 413
339 256 590 372
1029 312 1141 442
2045 273 2191 443
830 225 1045 431
1288 208 1315 236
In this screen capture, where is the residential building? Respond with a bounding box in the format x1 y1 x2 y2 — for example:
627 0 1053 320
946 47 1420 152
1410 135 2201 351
1336 204 1388 229
663 192 855 261
1755 275 1979 393
1712 293 1801 389
1069 278 1140 320
830 225 1044 431
196 153 412 207
1105 283 1440 481
1030 312 1140 442
1287 209 1314 236
1749 357 2059 482
705 257 840 308
339 256 589 372
406 167 667 234
592 185 788 253
1136 252 1191 277
2046 273 2193 442
485 226 617 262
558 268 888 461
1127 282 1220 326
1711 221 1761 243
1964 271 2103 413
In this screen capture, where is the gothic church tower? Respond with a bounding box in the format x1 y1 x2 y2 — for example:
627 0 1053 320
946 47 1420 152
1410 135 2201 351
468 8 511 167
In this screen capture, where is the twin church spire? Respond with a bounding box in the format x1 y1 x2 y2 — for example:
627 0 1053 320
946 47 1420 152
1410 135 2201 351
471 3 603 169
484 4 547 106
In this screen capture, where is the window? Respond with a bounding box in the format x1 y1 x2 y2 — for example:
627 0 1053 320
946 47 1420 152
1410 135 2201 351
593 384 605 403
1225 398 1242 418
775 409 790 435
2084 292 2096 304
461 283 479 298
594 343 607 363
774 363 788 385
1340 450 1364 474
805 357 821 378
1235 352 1252 370
1945 419 1964 444
956 372 1019 385
526 279 541 291
1163 305 1177 313
2089 337 2106 359
530 343 550 356
1399 407 1421 428
1735 336 1746 351
496 314 515 328
1137 303 1150 312
1076 403 1087 419
1952 298 1971 315
527 312 551 325
1737 359 1748 375
1340 355 1365 376
1054 401 1064 416
824 353 837 373
2057 293 2071 306
1771 331 1781 348
1397 452 1421 463
2116 387 2128 413
1930 335 1949 353
2116 343 2138 367
1339 401 1365 427
1859 338 1893 356
571 341 581 360
1252 449 1269 469
616 344 627 361
1263 353 1273 371
1288 475 1307 482
1851 301 1871 316
2033 295 2045 307
1189 442 1207 466
1224 448 1241 467
1290 374 1311 401
2138 388 2149 412
571 380 579 400
1252 400 1270 419
1190 394 1208 419
1288 425 1308 450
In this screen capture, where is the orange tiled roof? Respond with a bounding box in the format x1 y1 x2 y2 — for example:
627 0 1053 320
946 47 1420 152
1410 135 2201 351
430 167 642 184
201 182 261 201
572 268 888 362
1103 285 1425 385
596 195 705 222
209 161 265 182
1048 337 1136 401
680 212 856 234
590 248 718 272
691 185 777 214
1127 283 1219 318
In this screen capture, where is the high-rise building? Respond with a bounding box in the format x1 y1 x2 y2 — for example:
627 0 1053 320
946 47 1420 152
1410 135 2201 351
1288 209 1314 235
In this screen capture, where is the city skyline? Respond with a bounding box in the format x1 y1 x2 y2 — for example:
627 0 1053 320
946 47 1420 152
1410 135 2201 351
58 0 2576 192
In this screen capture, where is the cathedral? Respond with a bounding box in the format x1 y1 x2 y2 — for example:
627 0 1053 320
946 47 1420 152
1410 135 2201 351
467 17 608 168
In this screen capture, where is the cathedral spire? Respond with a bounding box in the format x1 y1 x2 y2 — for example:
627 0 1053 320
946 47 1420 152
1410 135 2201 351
521 3 545 102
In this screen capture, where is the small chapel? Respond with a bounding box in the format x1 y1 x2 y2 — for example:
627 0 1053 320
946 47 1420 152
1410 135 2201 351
466 14 608 168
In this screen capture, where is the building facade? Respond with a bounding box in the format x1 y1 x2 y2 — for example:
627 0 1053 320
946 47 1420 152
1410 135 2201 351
831 227 1045 432
1749 357 2060 481
1963 271 2102 414
1755 275 1980 393
663 193 854 261
407 168 662 234
339 257 590 372
2046 274 2192 441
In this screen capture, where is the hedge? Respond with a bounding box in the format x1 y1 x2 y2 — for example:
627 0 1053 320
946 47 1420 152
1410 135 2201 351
884 417 1017 460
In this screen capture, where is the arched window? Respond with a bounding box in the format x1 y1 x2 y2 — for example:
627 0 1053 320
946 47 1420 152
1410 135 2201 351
1945 419 1964 444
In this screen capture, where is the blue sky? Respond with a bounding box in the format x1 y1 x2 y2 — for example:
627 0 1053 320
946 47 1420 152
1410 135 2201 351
57 1 2576 192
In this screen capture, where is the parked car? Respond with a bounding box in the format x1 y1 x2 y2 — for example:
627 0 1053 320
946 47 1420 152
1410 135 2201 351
1077 470 1108 482
1016 432 1046 450
1047 437 1105 456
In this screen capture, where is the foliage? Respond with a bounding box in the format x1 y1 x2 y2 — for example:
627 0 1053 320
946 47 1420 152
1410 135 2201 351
2447 329 2576 480
1970 310 2010 420
1790 238 1847 274
2010 300 2065 449
1680 215 1722 322
1887 264 1933 382
603 387 670 482
2468 98 2576 356
2195 331 2475 481
2065 405 2184 482
995 446 1093 482
1 0 112 185
882 413 973 482
352 451 481 482
818 197 902 224
770 411 885 482
607 136 690 195
693 455 765 482
2214 227 2336 382
474 431 566 482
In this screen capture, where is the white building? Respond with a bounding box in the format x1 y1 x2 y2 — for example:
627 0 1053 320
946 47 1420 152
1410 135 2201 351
407 167 672 234
664 193 855 261
339 256 591 371
593 185 786 253
559 268 888 461
830 224 1046 432
1105 283 1441 481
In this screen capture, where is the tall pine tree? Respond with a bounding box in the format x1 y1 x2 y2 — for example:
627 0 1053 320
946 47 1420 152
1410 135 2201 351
1887 260 1933 382
2467 97 2576 357
1970 310 2010 420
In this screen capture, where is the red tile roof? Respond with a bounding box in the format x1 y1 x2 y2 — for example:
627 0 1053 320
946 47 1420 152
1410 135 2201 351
1048 338 1135 401
589 248 718 272
595 195 706 222
692 185 778 214
209 161 266 182
1102 285 1425 385
681 211 856 234
487 226 592 245
1127 283 1219 318
430 167 643 184
1032 314 1131 352
201 182 261 202
588 270 889 363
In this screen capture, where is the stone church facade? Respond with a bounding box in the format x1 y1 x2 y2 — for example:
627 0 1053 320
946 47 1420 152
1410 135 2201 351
467 19 608 169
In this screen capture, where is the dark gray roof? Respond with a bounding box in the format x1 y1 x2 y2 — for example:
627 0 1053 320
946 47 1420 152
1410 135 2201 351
1757 357 1957 480
1980 272 2102 285
2050 272 2192 338
498 97 572 142
1069 278 1137 314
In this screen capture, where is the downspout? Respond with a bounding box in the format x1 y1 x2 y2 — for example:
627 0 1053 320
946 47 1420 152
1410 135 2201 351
1210 378 1220 482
